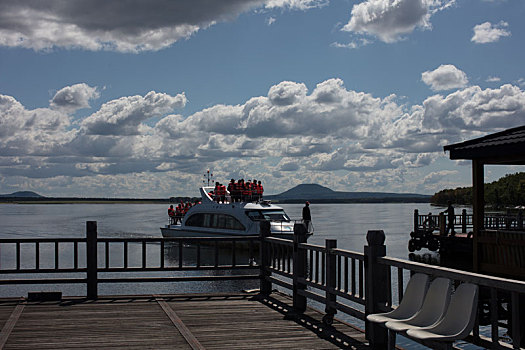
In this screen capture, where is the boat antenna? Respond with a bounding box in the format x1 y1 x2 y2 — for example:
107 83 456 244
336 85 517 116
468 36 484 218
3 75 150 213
203 170 214 186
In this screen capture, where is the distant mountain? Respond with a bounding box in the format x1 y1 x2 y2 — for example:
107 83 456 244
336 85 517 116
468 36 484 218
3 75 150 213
0 191 44 198
265 184 430 203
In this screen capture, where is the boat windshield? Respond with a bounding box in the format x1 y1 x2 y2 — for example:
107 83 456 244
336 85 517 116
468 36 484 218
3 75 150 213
246 209 290 222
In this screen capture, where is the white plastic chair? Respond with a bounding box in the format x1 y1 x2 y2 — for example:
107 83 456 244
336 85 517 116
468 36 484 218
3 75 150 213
366 273 429 324
385 277 452 332
406 283 479 344
384 277 452 350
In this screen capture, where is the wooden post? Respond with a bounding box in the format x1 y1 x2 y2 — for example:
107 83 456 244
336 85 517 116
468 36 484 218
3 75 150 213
462 209 467 234
86 221 98 299
324 239 337 325
472 160 484 273
518 210 523 230
364 230 388 349
292 223 307 313
259 221 272 295
439 213 446 236
413 209 419 233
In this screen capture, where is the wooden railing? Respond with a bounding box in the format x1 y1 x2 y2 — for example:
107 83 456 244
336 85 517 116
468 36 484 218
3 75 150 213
414 209 524 235
0 221 260 298
1 221 524 348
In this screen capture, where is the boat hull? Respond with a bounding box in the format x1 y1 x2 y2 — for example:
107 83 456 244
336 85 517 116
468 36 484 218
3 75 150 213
160 225 298 240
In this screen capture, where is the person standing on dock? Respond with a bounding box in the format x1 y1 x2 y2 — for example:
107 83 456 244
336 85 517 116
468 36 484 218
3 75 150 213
443 201 455 236
302 201 311 231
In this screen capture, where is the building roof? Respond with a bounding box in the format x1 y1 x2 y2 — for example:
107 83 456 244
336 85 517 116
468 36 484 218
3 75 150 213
443 125 525 164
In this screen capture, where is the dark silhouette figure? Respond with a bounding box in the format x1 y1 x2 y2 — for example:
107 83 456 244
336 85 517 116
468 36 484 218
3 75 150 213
302 201 311 231
443 201 455 236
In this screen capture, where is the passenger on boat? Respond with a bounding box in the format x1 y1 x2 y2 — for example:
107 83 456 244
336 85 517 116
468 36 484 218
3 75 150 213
302 201 311 231
442 201 455 236
256 180 264 202
168 205 176 224
244 180 252 202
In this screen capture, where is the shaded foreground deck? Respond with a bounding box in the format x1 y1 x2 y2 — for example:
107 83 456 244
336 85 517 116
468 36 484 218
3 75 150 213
0 291 369 350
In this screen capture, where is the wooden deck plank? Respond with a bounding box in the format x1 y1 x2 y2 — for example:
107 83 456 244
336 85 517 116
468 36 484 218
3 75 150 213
0 293 369 349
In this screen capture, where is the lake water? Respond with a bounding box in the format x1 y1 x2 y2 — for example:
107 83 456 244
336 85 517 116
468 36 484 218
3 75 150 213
1 202 480 349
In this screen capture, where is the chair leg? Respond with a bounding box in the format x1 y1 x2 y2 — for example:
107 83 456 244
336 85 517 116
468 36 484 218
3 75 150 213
388 330 396 350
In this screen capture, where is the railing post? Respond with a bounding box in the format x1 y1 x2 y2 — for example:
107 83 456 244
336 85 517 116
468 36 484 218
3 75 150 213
259 221 272 295
324 239 337 325
462 209 467 233
439 213 446 235
518 210 523 230
86 221 98 299
292 223 307 313
364 230 388 349
413 209 419 234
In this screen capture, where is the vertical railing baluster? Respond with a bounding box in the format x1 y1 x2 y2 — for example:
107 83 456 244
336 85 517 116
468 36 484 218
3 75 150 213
309 250 313 281
344 257 349 293
55 241 59 269
105 241 109 269
490 288 498 344
511 291 521 348
74 241 78 270
321 251 326 285
315 251 319 283
124 241 128 268
16 242 20 270
386 267 392 307
35 242 40 270
160 240 165 269
337 255 342 290
397 267 403 303
352 258 356 296
358 259 364 298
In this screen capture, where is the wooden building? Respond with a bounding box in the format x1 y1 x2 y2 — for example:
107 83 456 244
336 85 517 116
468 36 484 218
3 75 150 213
444 125 525 279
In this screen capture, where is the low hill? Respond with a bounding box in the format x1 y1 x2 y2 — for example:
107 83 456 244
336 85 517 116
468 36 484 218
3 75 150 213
0 191 43 198
265 184 430 203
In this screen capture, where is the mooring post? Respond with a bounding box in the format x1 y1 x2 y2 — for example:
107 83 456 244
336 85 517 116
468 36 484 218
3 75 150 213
324 239 337 325
86 221 98 299
292 223 307 313
413 209 419 234
364 230 388 349
259 220 272 295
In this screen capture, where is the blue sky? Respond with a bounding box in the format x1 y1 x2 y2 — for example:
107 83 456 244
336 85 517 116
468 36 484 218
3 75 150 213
0 0 524 197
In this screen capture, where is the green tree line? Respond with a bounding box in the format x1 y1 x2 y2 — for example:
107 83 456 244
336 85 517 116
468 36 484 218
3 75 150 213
431 172 525 207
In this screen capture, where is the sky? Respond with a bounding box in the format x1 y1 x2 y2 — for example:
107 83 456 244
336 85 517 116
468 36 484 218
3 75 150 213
0 0 524 198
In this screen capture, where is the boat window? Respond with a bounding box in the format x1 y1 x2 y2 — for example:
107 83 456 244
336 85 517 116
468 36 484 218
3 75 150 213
186 213 244 230
246 210 290 222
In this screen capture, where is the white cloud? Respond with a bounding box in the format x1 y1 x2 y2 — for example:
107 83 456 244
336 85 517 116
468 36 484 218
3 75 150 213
50 84 100 112
421 64 469 91
1 79 524 196
342 0 455 43
471 21 510 44
486 76 501 83
81 91 186 135
0 0 322 52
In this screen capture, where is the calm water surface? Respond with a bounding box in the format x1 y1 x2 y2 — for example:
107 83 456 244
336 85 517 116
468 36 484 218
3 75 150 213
1 202 482 349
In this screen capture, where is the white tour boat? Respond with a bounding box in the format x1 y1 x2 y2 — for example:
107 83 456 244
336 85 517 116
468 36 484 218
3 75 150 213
161 186 311 239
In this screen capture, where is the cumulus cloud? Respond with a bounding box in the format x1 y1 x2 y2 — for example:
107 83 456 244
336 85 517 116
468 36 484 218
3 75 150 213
50 84 100 112
421 64 469 91
342 0 455 43
82 91 186 135
471 21 510 44
1 78 524 196
0 0 326 52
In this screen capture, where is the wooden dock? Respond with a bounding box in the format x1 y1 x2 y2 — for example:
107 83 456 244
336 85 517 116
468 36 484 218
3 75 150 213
0 291 369 350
